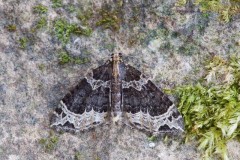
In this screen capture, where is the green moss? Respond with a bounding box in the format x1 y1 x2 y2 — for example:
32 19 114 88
38 64 45 71
33 4 48 14
195 12 210 35
96 7 122 31
176 0 240 22
73 26 93 37
128 6 141 25
6 24 16 32
144 26 170 44
237 40 240 46
176 0 187 7
127 36 138 47
76 1 142 32
77 8 93 26
39 131 59 152
156 28 169 37
58 51 90 65
54 19 92 44
214 39 222 45
171 31 180 38
147 135 157 142
53 19 76 43
66 5 76 13
35 17 47 30
178 44 198 55
163 135 169 144
174 56 240 159
103 43 116 51
59 51 71 64
161 42 172 50
74 152 82 160
51 0 62 8
18 37 28 49
74 57 90 64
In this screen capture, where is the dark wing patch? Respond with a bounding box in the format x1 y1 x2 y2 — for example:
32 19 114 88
122 65 184 134
120 62 141 82
51 62 112 131
62 78 109 114
61 78 92 114
123 81 172 116
93 61 112 81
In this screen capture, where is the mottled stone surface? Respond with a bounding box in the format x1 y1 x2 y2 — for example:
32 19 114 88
0 0 240 160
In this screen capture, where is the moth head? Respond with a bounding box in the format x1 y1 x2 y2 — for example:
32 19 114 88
111 53 123 62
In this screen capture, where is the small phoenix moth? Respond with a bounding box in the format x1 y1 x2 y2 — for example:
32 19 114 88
51 53 184 135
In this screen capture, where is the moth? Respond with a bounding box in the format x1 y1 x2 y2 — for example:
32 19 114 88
51 53 184 135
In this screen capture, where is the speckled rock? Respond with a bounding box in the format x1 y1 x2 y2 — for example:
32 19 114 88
0 0 240 160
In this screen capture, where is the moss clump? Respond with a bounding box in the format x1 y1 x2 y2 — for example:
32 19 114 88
58 51 71 64
6 24 17 32
176 0 240 22
129 6 141 25
73 26 92 37
73 57 90 65
54 19 76 43
171 31 180 38
39 131 59 152
127 32 146 47
33 4 48 14
95 157 101 160
54 19 92 44
148 135 157 142
32 17 47 31
18 37 28 49
75 1 142 33
66 5 76 13
156 28 169 37
38 64 45 71
176 0 187 7
74 151 82 160
175 56 240 159
77 8 93 26
58 51 90 65
127 36 138 47
51 0 63 8
96 6 122 31
178 43 199 56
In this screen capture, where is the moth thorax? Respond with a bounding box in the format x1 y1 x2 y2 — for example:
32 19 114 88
112 53 122 62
